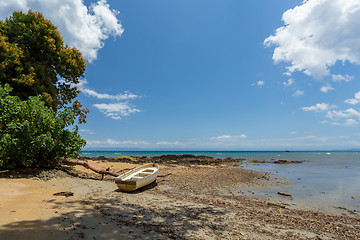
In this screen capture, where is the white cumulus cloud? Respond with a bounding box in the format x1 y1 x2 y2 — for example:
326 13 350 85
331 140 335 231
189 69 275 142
320 84 335 93
302 103 336 112
344 119 358 126
211 134 247 140
81 88 138 100
106 139 149 145
0 0 123 62
292 89 304 97
76 79 139 101
325 108 360 126
86 139 149 146
257 81 265 87
93 102 141 120
327 108 360 119
344 98 359 105
75 79 141 120
156 141 185 146
283 78 294 87
345 91 360 105
332 74 354 82
252 81 265 88
265 0 360 79
79 129 96 134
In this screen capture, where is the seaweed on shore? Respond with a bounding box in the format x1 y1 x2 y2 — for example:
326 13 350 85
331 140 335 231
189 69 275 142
79 154 245 166
248 159 303 164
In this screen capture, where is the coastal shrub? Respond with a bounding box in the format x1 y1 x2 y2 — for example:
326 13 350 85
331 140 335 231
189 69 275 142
0 84 86 169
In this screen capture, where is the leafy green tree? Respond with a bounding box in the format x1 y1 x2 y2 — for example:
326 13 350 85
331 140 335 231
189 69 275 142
0 10 88 123
0 84 86 169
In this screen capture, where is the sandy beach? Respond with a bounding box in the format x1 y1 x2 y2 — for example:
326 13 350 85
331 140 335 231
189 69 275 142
0 156 359 240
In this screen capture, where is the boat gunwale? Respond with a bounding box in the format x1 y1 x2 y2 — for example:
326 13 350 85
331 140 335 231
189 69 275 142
115 163 159 184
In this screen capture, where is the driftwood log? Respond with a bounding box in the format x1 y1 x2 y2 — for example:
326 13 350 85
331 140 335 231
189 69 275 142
63 158 121 179
277 192 292 197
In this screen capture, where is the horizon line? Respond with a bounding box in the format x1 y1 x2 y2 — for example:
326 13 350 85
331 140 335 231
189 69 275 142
81 148 360 152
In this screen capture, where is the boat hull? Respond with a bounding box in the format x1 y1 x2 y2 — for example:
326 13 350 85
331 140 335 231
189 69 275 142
115 163 159 192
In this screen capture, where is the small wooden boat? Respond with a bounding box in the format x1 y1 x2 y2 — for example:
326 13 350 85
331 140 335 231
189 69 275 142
115 163 159 192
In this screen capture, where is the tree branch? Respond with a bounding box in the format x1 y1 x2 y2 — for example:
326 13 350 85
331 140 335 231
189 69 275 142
62 158 120 178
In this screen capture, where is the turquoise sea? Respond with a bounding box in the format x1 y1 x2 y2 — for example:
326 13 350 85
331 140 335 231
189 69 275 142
80 151 360 213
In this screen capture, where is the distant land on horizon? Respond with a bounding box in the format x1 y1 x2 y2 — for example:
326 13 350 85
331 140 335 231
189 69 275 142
81 148 360 152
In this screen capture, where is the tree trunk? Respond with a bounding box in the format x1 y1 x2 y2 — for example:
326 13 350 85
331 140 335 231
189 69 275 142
63 158 121 178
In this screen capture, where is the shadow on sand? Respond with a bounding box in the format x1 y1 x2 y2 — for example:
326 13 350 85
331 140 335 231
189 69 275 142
0 185 230 240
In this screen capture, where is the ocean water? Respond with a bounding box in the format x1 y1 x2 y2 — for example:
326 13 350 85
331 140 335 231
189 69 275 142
238 151 360 214
80 151 360 213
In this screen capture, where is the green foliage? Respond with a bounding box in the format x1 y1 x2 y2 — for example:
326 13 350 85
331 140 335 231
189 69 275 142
0 10 88 123
0 84 86 169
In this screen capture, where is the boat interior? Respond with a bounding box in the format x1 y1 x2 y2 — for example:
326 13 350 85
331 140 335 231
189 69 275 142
123 167 157 180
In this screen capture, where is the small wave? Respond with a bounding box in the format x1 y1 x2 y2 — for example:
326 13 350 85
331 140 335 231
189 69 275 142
326 153 331 155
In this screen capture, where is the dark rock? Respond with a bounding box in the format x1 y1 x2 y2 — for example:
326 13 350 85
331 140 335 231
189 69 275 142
274 160 303 164
53 191 74 197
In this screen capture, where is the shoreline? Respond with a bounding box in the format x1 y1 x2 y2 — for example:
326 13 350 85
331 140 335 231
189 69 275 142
1 155 359 239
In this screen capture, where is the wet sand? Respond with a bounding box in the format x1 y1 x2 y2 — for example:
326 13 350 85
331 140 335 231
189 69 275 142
0 159 359 239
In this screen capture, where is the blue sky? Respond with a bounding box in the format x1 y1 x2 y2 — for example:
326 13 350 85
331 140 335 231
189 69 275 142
1 0 360 150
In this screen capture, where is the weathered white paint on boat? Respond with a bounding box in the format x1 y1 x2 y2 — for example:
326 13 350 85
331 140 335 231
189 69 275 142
115 163 159 192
